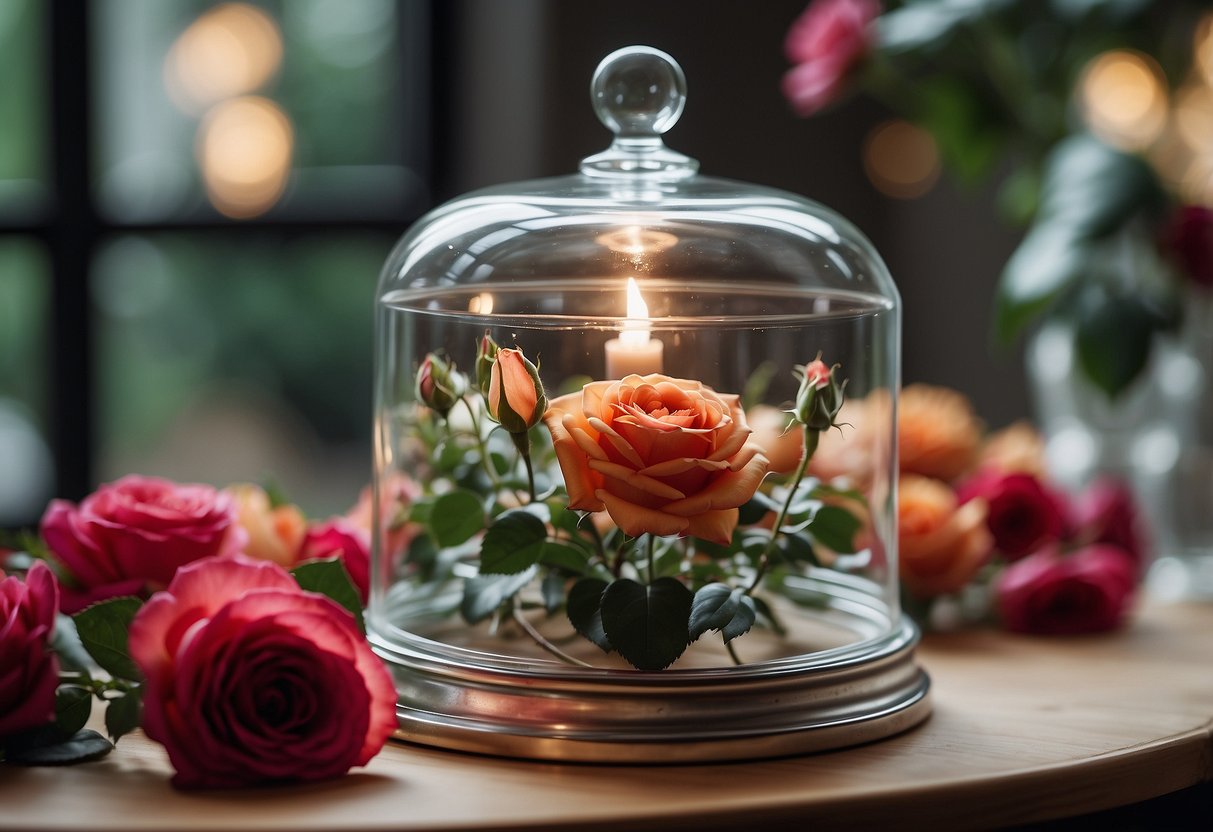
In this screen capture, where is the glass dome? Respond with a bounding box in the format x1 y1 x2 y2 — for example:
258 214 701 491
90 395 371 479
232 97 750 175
369 46 927 761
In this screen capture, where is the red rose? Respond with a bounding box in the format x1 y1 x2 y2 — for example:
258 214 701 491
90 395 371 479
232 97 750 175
782 0 881 116
41 475 246 613
1068 478 1146 572
128 555 397 789
0 562 60 737
1162 204 1213 289
995 545 1136 635
300 520 371 604
956 469 1065 559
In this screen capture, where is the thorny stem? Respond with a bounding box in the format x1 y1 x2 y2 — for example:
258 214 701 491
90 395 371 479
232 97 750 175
512 598 594 668
747 426 819 594
460 397 500 487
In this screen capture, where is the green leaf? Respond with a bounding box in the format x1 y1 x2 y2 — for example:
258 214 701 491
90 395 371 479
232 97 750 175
995 225 1088 343
1073 290 1156 397
54 686 92 738
808 505 861 553
751 595 787 637
50 614 92 673
429 489 485 547
291 558 365 633
537 542 592 574
875 0 1008 55
540 572 565 614
599 577 693 671
566 577 612 652
3 729 113 766
1037 134 1163 238
689 584 756 643
777 532 820 566
72 597 143 682
479 510 548 574
738 491 778 526
460 566 537 624
104 691 142 744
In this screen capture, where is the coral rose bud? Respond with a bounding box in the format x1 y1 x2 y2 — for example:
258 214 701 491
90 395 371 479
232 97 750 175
898 474 992 597
0 562 60 738
793 357 845 431
487 348 546 434
416 353 467 418
229 484 307 567
956 469 1066 560
475 331 500 396
995 544 1136 635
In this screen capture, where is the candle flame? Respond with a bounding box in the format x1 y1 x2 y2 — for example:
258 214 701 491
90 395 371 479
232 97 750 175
621 277 651 347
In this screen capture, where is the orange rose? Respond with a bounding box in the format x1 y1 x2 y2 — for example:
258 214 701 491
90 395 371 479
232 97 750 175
228 484 307 567
978 420 1048 477
747 404 804 475
543 374 770 543
899 385 982 482
898 474 992 597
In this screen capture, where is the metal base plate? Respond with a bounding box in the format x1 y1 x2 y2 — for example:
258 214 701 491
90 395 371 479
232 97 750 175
372 616 931 763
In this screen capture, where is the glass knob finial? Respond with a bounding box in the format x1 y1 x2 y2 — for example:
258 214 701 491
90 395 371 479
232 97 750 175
591 46 686 138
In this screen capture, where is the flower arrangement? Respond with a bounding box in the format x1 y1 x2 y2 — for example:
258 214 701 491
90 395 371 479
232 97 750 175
0 476 400 788
782 0 1213 397
398 338 863 672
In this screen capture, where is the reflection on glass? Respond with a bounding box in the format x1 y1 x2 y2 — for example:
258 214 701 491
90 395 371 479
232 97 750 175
0 239 52 525
93 233 392 515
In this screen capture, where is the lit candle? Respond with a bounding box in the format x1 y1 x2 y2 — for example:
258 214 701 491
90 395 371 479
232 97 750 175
605 277 664 377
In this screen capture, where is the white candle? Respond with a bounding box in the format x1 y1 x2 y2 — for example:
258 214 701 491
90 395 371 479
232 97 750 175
605 277 664 377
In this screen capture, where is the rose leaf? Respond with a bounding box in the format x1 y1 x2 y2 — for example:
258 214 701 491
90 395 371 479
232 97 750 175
55 685 92 738
480 510 548 574
738 491 778 526
104 691 143 744
460 566 537 624
808 506 861 554
689 584 756 643
600 578 692 671
50 614 92 674
429 489 485 548
566 577 611 653
540 572 566 614
2 729 114 766
291 558 365 633
776 532 820 566
72 597 143 682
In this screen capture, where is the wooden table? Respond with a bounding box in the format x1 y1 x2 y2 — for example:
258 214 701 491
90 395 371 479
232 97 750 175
4 600 1212 831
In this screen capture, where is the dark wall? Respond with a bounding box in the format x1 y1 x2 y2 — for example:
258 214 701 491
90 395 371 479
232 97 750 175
441 0 1030 428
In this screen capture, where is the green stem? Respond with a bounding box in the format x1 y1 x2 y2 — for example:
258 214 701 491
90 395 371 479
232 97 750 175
512 599 594 668
747 426 818 594
460 397 500 487
522 446 537 503
645 534 655 583
509 429 536 503
724 638 742 667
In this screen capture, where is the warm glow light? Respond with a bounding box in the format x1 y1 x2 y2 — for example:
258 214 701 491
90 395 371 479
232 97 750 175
1079 50 1168 151
862 120 940 199
1196 13 1213 84
1173 83 1213 151
165 3 283 115
468 292 494 314
197 96 293 218
620 277 651 347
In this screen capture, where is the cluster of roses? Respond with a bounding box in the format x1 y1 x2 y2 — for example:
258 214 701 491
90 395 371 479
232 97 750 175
0 476 407 788
810 385 1141 634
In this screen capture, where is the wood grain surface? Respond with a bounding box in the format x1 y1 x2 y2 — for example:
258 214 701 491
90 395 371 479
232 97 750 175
3 600 1211 831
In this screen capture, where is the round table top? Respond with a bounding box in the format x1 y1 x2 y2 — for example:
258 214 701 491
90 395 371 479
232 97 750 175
3 600 1212 831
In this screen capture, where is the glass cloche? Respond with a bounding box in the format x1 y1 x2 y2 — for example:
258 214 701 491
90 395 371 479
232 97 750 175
368 46 928 761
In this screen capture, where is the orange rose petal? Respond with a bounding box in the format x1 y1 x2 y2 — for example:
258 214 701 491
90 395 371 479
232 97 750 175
707 423 750 463
639 457 728 477
662 452 770 517
587 458 686 500
569 424 607 461
580 381 613 417
683 508 739 545
726 444 761 472
596 489 689 538
544 412 604 511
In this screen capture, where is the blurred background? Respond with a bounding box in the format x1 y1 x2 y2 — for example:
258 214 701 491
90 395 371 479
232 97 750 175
4 0 1158 527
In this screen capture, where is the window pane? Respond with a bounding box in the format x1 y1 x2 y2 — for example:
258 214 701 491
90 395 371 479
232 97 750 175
0 238 52 524
0 0 48 216
93 233 390 515
93 0 428 222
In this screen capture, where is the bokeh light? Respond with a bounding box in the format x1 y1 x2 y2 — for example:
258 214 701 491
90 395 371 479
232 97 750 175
862 120 940 199
1079 50 1168 152
197 96 294 218
165 3 283 115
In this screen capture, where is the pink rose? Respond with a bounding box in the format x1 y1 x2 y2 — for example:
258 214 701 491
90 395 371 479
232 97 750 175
346 474 421 567
956 469 1066 560
1068 478 1146 572
128 555 397 789
0 562 60 738
1161 204 1213 289
300 520 371 603
41 475 246 613
995 545 1136 635
543 374 769 544
782 0 881 116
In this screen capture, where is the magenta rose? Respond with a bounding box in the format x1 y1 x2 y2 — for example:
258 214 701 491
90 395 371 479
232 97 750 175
128 555 397 789
0 562 60 738
1068 478 1146 572
995 545 1136 636
1161 204 1213 289
299 519 371 604
956 469 1066 560
41 475 246 613
782 0 881 116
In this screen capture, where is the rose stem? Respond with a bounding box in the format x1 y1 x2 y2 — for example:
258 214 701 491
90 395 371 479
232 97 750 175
459 397 501 487
523 449 537 503
510 429 538 503
725 638 743 666
512 598 595 668
645 534 655 582
747 425 819 593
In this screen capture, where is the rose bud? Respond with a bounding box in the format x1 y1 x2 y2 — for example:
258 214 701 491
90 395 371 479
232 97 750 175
0 562 60 738
956 469 1066 560
415 352 467 418
995 544 1136 636
475 331 500 396
793 356 845 431
487 347 547 435
1068 478 1146 572
782 0 881 116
